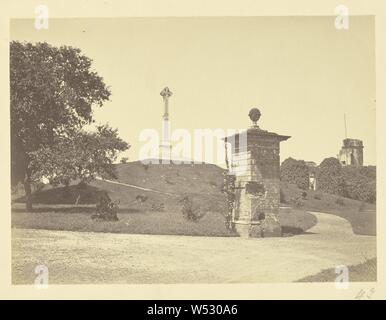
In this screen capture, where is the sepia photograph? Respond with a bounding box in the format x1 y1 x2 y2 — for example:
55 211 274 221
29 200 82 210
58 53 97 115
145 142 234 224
9 15 377 286
1 0 385 303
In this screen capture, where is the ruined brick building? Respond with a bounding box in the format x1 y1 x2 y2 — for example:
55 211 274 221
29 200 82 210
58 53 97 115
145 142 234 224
337 138 364 166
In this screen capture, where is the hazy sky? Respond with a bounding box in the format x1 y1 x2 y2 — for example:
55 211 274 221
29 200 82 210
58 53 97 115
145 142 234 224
11 17 376 165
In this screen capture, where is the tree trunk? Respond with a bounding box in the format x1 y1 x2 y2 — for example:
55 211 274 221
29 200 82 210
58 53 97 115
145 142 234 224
24 175 33 212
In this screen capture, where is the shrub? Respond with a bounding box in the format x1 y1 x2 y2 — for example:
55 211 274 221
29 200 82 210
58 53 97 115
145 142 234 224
180 195 204 222
151 202 165 212
314 193 322 200
222 173 236 230
290 196 304 208
336 197 345 206
136 195 148 203
92 192 119 221
316 160 376 203
342 166 376 203
359 166 376 180
316 157 346 196
301 191 307 199
120 157 129 164
280 157 310 190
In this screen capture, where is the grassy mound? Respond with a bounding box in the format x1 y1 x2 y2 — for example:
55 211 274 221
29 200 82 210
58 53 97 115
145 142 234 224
14 183 105 205
14 161 227 214
12 161 375 236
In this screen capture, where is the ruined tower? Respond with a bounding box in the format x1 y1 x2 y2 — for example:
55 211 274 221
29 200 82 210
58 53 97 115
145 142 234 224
338 138 364 166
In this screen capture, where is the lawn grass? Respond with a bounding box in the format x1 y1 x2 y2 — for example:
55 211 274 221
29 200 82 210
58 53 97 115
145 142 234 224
281 182 376 236
280 207 317 236
11 203 316 237
13 162 228 215
297 258 377 282
12 162 376 236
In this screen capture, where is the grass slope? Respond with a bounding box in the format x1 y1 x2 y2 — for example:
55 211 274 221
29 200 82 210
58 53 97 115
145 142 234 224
12 161 375 236
281 182 376 236
297 258 377 282
11 203 315 237
15 161 227 213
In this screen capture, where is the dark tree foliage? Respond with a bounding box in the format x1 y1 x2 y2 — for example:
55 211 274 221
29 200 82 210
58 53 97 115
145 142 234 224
342 166 376 203
30 125 129 186
280 157 310 190
316 157 346 197
221 173 235 230
358 165 376 180
10 41 126 210
92 192 119 221
180 195 204 222
316 158 376 203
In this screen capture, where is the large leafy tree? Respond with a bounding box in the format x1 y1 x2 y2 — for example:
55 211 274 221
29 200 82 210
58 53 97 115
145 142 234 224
342 166 376 203
316 157 346 196
31 125 129 186
280 157 310 190
10 41 124 210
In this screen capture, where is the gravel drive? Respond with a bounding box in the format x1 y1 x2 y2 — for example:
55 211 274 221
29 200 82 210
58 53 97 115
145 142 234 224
12 211 376 284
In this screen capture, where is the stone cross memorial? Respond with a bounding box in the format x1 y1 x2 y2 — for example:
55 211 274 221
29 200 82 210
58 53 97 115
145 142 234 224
159 87 173 162
224 108 290 237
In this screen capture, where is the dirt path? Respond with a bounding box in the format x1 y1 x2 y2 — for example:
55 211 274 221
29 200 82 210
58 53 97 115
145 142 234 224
95 177 178 196
12 211 376 284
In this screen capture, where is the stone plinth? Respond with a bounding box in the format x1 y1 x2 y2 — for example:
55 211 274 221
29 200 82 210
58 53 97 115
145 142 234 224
224 108 290 238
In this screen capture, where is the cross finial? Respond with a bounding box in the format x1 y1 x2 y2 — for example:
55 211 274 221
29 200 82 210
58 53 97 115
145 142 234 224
160 87 172 120
160 87 173 99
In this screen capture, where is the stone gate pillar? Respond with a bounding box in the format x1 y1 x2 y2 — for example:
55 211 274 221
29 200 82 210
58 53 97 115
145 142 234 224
224 108 290 238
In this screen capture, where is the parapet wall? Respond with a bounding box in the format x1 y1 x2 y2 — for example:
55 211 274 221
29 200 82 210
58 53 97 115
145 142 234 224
338 138 364 166
343 138 363 148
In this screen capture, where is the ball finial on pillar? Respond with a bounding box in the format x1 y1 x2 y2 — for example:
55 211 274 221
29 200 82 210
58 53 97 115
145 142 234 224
248 108 261 127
